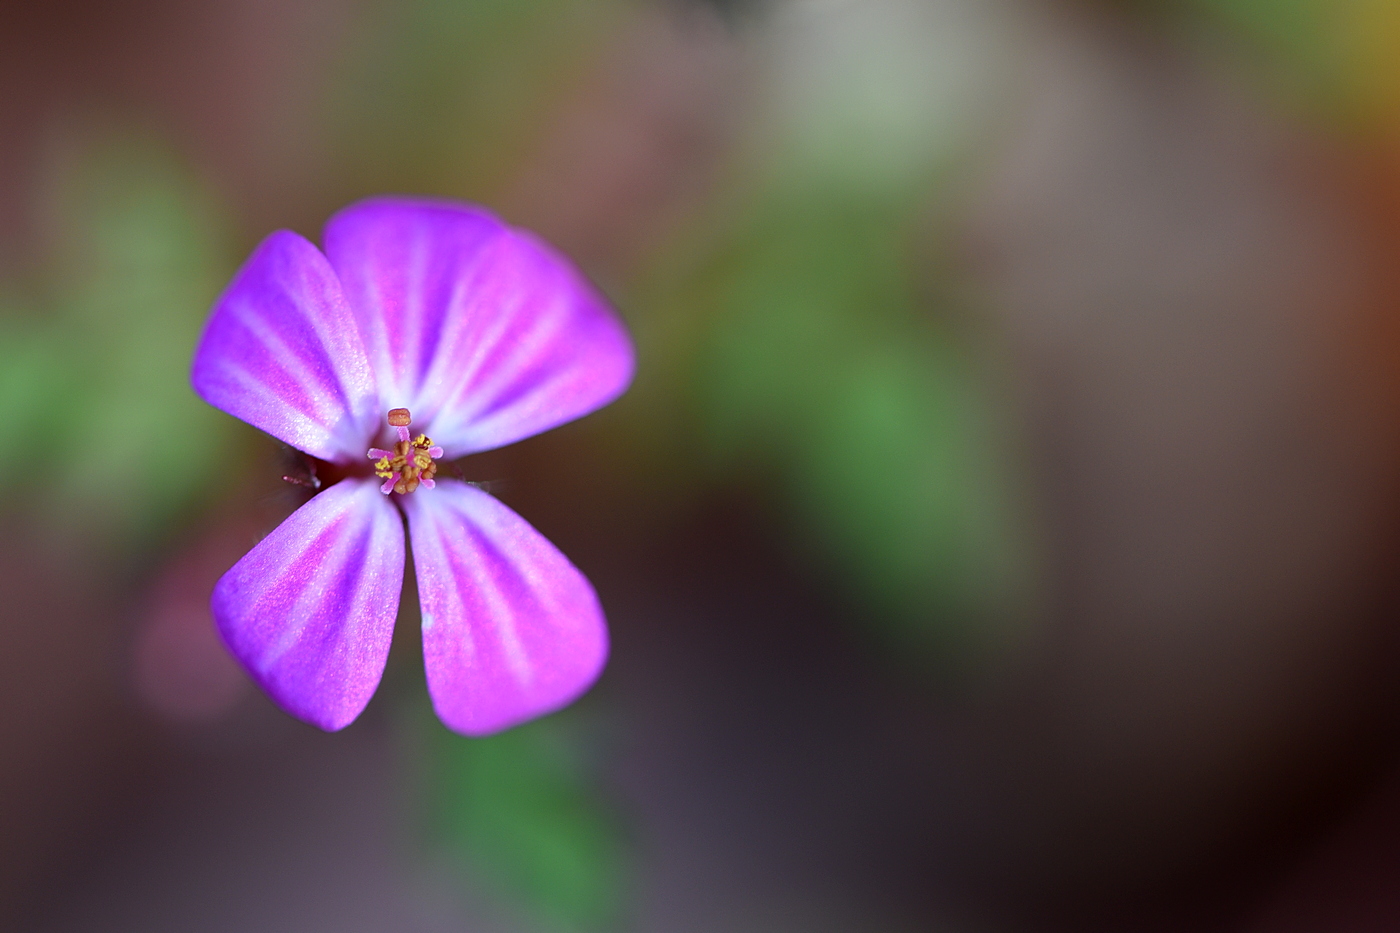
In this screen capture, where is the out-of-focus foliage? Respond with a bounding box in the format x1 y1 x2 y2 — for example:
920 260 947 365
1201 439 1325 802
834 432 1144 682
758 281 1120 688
643 0 1035 667
329 0 632 198
419 709 627 933
0 134 239 546
693 189 1030 657
1181 0 1400 125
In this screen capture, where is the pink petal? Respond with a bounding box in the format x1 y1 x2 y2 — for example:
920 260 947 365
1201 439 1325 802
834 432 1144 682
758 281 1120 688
192 230 381 461
323 198 634 458
211 478 406 731
401 480 608 736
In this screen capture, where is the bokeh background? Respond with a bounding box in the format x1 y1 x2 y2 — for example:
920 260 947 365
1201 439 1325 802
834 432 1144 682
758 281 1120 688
5 0 1400 930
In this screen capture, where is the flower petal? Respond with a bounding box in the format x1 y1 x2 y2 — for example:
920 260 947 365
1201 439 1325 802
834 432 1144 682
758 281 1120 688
212 478 405 731
323 198 634 458
192 230 380 461
402 480 608 736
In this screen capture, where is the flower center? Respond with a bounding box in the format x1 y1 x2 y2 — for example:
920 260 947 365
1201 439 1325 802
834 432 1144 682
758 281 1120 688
368 408 444 495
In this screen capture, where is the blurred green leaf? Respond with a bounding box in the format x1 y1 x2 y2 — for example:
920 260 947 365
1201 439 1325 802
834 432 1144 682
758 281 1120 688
692 187 1033 669
0 132 239 545
0 308 68 447
795 341 1025 649
422 710 628 932
615 1 1039 673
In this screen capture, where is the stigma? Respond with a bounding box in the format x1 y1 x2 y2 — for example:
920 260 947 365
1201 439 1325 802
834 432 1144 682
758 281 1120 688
368 408 444 495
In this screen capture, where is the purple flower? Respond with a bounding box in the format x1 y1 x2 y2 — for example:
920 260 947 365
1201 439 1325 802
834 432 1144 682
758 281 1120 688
190 198 633 735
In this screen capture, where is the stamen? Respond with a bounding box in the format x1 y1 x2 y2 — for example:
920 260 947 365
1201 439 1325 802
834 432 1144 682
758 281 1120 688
368 409 443 496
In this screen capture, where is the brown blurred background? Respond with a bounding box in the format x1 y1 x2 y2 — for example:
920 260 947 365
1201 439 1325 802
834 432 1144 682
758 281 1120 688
6 0 1400 930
